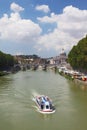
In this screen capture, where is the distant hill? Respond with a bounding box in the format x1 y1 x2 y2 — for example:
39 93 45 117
68 35 87 72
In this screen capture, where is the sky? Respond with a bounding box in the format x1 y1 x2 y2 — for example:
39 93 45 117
0 0 87 57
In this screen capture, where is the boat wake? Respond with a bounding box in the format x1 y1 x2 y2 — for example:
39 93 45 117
31 90 41 112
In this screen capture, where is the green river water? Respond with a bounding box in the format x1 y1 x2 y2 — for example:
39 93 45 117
0 70 87 130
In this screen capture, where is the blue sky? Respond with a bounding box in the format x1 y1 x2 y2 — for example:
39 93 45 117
0 0 87 57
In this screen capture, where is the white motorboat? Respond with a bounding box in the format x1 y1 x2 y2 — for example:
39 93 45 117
34 95 55 114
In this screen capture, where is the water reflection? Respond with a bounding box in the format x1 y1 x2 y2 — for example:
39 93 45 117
0 76 13 96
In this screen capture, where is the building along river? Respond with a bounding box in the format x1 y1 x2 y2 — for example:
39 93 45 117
0 70 87 130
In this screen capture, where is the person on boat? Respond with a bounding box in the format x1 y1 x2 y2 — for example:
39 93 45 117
45 96 50 101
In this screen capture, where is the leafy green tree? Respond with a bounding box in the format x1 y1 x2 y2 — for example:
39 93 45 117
0 51 15 70
68 35 87 72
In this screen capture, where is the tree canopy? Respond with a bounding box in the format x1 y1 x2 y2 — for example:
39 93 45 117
0 51 15 70
68 35 87 72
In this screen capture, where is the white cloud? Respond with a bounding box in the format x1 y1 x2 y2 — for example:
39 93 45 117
0 9 42 44
35 5 50 13
36 6 87 54
10 2 24 12
36 29 77 53
37 13 58 23
37 6 87 31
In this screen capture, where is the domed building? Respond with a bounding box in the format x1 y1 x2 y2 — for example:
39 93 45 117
60 48 66 56
59 49 67 64
53 49 68 65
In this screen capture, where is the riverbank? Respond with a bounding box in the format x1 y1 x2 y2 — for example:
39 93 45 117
58 66 87 90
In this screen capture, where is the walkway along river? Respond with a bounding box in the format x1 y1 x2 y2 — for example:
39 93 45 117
0 70 87 130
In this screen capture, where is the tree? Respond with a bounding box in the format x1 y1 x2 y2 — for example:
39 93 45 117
0 51 15 70
68 35 87 72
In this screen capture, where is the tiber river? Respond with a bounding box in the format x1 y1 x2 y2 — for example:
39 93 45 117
0 70 87 130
